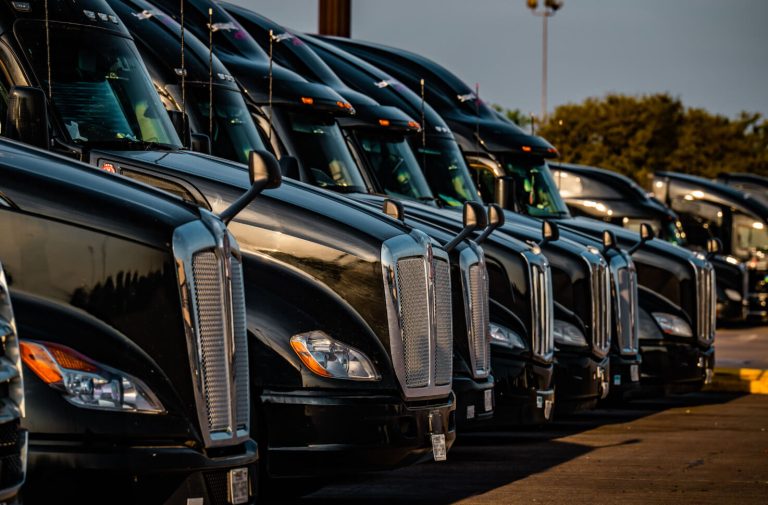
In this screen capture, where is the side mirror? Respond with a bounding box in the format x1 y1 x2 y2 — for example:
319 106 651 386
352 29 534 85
278 156 300 180
445 201 486 252
382 198 404 222
706 237 722 258
5 86 49 149
629 222 655 255
476 203 505 245
167 110 191 148
602 230 618 251
219 150 282 224
190 133 211 155
539 220 559 245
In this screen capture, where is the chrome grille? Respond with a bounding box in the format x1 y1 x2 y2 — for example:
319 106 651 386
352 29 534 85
396 257 431 388
192 252 230 433
530 261 554 360
433 259 453 386
615 265 639 355
591 259 611 355
175 219 250 448
0 263 25 493
382 232 453 399
467 262 490 377
696 262 716 344
230 259 250 431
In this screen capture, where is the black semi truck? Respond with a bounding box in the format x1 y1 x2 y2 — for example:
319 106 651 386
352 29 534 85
0 0 458 491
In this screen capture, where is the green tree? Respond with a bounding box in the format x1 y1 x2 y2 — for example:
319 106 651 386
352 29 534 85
534 93 768 186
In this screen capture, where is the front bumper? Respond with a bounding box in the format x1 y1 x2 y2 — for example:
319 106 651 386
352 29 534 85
454 375 494 428
639 340 715 394
261 389 456 478
489 353 555 426
26 439 258 505
554 352 609 413
606 353 642 401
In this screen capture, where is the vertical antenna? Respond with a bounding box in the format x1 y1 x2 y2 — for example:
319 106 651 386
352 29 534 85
180 0 186 145
268 29 274 141
530 113 536 135
419 78 426 177
475 82 480 153
420 78 426 150
208 8 213 142
44 0 52 100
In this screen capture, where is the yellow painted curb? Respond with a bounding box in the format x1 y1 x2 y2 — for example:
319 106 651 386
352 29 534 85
705 367 768 394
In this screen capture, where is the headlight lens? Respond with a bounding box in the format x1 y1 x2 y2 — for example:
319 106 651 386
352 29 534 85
290 331 380 381
489 322 527 350
553 319 588 348
20 340 164 413
724 288 742 302
652 312 693 337
639 308 662 340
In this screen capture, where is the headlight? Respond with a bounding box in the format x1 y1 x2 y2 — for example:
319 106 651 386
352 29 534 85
724 288 742 302
639 308 662 340
553 319 588 348
20 340 164 413
489 322 527 350
290 331 380 381
651 312 693 337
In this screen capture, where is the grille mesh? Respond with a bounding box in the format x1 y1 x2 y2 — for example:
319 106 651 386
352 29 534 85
531 263 554 359
192 252 230 433
616 267 639 354
592 261 611 354
698 264 716 344
468 264 490 376
396 257 430 388
230 259 250 431
433 259 453 386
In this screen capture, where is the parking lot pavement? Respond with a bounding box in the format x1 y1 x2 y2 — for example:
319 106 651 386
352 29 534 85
716 324 768 369
288 392 768 505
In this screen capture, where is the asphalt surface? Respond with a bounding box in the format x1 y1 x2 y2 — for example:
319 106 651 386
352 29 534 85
284 327 768 504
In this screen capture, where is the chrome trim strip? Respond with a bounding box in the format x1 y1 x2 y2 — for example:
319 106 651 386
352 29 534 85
460 243 490 379
581 250 611 356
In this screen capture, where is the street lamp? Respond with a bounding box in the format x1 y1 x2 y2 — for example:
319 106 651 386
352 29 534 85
526 0 563 120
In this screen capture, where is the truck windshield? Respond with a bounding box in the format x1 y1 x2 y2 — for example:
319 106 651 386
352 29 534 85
414 137 481 207
280 111 366 192
355 133 435 202
16 22 180 149
733 212 768 258
496 153 571 218
184 85 266 164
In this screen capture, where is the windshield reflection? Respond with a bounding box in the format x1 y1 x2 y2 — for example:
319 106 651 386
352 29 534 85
281 112 367 192
412 137 481 207
16 21 180 149
356 133 435 202
495 154 571 218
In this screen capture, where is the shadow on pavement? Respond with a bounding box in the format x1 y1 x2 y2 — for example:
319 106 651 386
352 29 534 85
277 392 744 504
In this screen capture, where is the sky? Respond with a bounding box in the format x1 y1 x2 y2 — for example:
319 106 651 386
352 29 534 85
226 0 768 119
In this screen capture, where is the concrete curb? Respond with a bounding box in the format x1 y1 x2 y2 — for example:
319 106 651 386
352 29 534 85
705 367 768 394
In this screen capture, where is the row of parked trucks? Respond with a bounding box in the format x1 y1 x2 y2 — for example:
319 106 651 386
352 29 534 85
0 0 729 503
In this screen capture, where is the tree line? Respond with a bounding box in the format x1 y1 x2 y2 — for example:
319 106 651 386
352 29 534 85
495 93 768 188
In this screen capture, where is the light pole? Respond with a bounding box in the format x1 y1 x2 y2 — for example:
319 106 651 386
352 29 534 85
526 0 563 121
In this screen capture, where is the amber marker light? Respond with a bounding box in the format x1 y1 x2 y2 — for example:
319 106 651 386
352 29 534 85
408 121 420 129
20 341 63 384
522 146 533 152
378 119 391 127
290 338 333 377
300 96 314 105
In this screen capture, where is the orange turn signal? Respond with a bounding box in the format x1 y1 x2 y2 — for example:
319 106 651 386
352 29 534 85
407 121 420 129
521 146 532 152
301 96 314 105
289 339 332 377
20 341 63 384
378 119 391 127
